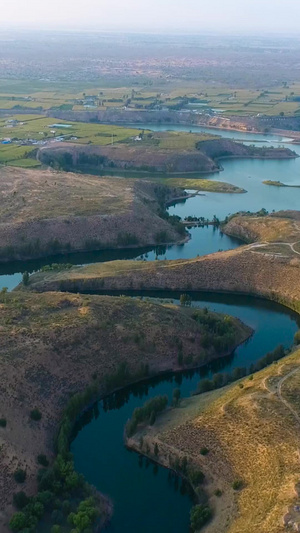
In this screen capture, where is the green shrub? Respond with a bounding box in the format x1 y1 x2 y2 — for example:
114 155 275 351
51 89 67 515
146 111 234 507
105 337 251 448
232 479 243 491
214 489 222 497
0 418 7 427
37 454 49 467
294 330 300 345
200 447 209 456
149 411 156 425
172 388 181 407
30 408 42 421
190 504 212 531
14 469 27 483
189 469 205 485
13 491 29 509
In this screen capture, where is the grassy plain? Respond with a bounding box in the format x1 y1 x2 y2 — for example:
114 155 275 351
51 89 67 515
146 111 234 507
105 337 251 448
0 166 134 222
0 166 187 262
155 178 246 193
1 80 300 116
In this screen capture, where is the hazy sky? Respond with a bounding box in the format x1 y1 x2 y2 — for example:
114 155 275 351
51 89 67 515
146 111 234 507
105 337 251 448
1 0 300 33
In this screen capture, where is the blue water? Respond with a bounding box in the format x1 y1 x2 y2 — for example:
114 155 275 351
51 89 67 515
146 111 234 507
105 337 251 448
3 125 300 290
72 293 300 533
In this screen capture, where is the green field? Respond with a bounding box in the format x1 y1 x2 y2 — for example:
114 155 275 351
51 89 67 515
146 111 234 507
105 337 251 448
1 79 300 117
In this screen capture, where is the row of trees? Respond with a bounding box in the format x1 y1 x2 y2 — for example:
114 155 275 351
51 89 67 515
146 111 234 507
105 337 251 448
126 395 168 437
10 383 101 532
197 344 286 394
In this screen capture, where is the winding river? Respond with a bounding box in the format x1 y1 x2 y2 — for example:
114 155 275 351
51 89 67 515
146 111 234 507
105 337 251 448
4 125 300 531
72 293 299 533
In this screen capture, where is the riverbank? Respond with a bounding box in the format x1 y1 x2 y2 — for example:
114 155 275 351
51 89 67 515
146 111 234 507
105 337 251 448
38 137 297 176
154 178 247 194
0 291 251 532
0 167 188 263
129 345 300 533
26 245 300 314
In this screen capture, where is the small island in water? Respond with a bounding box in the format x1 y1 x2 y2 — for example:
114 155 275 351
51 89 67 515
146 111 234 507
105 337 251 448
263 180 300 188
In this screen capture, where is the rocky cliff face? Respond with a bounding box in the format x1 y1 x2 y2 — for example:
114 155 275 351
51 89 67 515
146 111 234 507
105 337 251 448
39 138 296 176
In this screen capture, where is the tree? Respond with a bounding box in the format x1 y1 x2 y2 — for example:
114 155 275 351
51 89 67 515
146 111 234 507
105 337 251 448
190 504 212 531
149 411 156 425
68 498 98 533
14 468 26 483
13 491 29 509
22 271 29 286
172 388 181 407
51 526 62 533
9 512 27 532
180 293 192 307
154 443 159 456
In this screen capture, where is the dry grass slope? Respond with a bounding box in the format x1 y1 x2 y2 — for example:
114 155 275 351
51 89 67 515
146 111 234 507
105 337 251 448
0 291 250 530
136 348 300 533
0 166 185 261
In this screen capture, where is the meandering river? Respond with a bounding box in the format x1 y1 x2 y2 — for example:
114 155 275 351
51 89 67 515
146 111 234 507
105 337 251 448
72 293 299 533
70 127 300 532
3 125 300 531
2 125 300 290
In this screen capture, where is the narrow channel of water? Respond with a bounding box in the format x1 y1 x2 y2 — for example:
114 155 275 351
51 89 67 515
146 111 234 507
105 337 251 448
71 292 300 533
4 123 297 530
3 124 300 290
69 124 300 531
0 225 241 291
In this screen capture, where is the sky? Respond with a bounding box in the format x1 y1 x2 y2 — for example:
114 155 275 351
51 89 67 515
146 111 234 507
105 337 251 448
1 0 300 33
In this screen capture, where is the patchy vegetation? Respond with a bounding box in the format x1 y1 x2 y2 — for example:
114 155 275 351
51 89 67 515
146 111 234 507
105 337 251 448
38 137 296 176
136 346 300 533
153 177 246 193
0 167 187 262
0 291 249 531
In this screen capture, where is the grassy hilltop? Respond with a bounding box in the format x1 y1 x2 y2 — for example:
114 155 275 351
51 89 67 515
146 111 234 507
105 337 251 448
0 166 186 262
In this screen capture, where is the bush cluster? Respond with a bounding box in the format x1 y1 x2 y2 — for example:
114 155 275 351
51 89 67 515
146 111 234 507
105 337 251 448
190 504 212 531
197 344 285 394
126 395 168 437
10 383 100 532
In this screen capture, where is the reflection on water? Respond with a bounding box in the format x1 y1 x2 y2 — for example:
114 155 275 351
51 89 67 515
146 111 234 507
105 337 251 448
72 292 299 533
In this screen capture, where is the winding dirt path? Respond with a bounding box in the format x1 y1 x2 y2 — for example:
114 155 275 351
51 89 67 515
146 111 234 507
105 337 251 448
277 367 300 423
